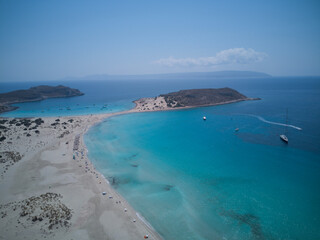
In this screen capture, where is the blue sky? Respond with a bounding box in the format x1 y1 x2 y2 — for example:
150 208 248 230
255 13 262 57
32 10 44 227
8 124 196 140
0 0 319 82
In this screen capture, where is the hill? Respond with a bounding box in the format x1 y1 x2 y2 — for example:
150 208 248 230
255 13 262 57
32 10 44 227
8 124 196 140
134 87 259 111
0 85 84 114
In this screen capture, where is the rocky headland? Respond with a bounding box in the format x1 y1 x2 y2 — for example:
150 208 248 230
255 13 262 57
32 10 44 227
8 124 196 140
134 87 260 111
0 85 84 114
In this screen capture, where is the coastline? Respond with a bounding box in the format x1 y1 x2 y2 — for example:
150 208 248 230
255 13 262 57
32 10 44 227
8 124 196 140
0 98 255 239
0 85 84 114
0 109 162 240
79 112 162 240
133 97 259 112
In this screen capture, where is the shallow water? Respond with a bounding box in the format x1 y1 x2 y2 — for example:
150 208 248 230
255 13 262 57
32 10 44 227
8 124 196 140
85 77 320 239
2 77 320 239
85 104 320 239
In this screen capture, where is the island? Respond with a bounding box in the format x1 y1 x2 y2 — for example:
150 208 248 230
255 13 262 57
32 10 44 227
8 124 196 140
134 87 260 111
0 85 84 114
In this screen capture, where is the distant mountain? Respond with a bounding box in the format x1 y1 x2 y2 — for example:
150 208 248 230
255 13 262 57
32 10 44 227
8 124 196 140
65 71 271 81
0 85 84 114
139 71 271 80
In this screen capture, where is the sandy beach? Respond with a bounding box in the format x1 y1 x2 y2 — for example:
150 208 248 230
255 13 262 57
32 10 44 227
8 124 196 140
0 94 256 240
0 107 162 240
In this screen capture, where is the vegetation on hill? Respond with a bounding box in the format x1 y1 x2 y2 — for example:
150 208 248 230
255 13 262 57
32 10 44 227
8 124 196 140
0 85 84 114
160 88 249 108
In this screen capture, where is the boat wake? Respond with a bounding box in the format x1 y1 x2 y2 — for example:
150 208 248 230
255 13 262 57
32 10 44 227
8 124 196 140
245 114 302 130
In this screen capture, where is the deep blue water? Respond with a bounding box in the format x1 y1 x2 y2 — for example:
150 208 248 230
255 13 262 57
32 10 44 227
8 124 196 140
1 77 320 239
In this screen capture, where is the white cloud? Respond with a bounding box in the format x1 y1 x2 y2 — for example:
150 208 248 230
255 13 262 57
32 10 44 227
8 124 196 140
155 48 267 67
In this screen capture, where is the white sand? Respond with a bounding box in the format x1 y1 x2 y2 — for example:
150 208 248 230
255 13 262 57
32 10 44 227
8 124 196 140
0 95 255 239
134 96 168 111
0 111 161 240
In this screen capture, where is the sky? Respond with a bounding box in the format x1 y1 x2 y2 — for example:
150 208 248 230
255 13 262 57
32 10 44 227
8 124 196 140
0 0 319 82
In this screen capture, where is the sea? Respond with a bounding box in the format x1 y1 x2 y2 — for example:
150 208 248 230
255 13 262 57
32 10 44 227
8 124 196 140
1 77 320 240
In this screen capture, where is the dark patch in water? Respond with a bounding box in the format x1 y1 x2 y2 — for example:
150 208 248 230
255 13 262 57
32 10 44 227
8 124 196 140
221 210 265 240
163 184 174 191
131 164 139 168
125 153 139 161
108 176 131 187
108 176 118 186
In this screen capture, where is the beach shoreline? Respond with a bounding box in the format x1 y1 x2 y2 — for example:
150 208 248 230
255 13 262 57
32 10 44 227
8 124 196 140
0 108 162 240
0 97 257 239
133 97 259 112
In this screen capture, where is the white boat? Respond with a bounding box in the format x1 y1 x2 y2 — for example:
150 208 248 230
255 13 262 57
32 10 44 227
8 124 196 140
203 116 206 120
235 128 239 132
280 134 288 143
280 109 289 143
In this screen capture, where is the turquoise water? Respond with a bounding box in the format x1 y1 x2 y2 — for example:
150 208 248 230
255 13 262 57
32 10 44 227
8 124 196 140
0 98 133 117
85 104 320 239
84 77 320 239
2 77 320 239
0 80 135 117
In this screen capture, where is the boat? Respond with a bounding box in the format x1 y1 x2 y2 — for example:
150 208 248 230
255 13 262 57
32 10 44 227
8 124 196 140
235 128 239 132
280 109 289 143
203 116 206 120
280 134 288 143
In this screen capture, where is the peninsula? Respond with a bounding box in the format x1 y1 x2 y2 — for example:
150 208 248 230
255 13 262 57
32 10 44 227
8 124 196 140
0 85 84 114
134 87 259 111
0 87 258 239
